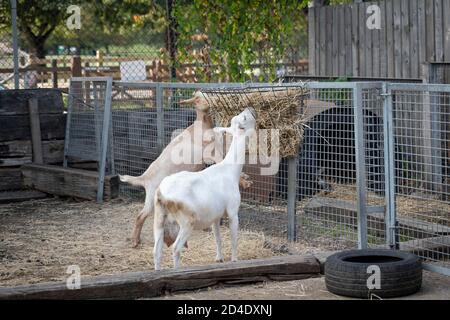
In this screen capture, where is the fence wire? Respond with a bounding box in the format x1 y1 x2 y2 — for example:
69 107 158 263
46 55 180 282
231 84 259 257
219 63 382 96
390 86 450 271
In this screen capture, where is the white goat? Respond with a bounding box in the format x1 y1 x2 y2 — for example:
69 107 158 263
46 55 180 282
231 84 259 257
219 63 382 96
120 91 252 248
153 107 257 270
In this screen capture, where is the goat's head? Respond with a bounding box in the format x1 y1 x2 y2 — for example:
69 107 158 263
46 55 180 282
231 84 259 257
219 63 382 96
179 90 209 112
214 107 257 136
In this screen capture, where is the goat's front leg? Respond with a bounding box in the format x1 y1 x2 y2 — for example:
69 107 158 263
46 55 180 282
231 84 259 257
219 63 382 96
227 206 240 262
212 220 224 263
172 222 193 269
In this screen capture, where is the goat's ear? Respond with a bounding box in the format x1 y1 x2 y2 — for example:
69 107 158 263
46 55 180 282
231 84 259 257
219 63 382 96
179 96 196 105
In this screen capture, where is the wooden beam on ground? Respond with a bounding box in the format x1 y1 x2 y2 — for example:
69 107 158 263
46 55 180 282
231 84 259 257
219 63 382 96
21 164 118 201
0 190 47 203
0 255 320 300
0 167 23 191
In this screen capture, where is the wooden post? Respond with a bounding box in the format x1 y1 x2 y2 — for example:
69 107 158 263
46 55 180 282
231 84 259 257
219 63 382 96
71 56 82 77
28 99 43 164
51 59 58 88
96 50 104 67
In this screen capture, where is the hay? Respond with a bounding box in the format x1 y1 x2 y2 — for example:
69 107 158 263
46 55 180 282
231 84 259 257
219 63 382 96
0 197 275 287
205 87 309 157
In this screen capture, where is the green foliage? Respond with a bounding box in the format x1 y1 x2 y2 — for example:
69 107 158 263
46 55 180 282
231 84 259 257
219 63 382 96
0 0 166 57
173 0 309 82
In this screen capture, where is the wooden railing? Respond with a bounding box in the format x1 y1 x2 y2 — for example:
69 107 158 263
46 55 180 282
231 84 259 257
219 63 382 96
0 55 308 88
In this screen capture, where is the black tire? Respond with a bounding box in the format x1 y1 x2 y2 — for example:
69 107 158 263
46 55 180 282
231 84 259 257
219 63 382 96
325 249 422 299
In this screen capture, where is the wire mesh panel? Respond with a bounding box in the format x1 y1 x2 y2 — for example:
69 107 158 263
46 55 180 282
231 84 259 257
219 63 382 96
389 84 450 273
110 82 158 197
294 85 361 250
64 77 113 202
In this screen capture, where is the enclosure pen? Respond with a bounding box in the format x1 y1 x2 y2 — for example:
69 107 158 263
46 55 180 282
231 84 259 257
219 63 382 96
57 80 450 276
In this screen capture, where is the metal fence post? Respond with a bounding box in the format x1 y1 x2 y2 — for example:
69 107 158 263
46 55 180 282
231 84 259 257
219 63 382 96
10 0 19 89
287 155 298 242
382 82 397 249
354 83 368 249
97 78 113 203
156 83 165 152
63 83 74 168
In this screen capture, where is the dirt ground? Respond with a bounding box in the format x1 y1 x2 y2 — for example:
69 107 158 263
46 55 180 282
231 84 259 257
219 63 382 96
153 271 450 300
0 197 323 287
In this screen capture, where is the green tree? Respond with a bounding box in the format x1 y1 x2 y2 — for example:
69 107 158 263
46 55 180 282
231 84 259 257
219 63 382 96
173 0 310 82
0 0 162 58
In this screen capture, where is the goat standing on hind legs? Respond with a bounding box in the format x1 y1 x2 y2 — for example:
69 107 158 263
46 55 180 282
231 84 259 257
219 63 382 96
154 107 257 270
119 91 252 248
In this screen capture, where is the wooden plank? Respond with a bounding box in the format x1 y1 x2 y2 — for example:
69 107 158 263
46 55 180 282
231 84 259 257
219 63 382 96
28 99 43 164
372 5 380 78
0 168 23 191
319 7 327 76
338 6 346 76
365 2 373 77
314 8 321 76
359 1 366 76
386 0 395 78
326 6 333 76
410 0 420 78
0 255 321 300
401 0 411 78
434 0 444 62
443 0 450 62
0 157 32 167
0 190 47 204
426 0 436 62
0 140 31 157
0 114 66 142
351 4 360 76
308 7 316 76
332 7 339 76
0 140 64 166
345 5 353 76
21 164 118 201
0 89 64 115
418 0 427 78
379 0 388 77
393 0 402 77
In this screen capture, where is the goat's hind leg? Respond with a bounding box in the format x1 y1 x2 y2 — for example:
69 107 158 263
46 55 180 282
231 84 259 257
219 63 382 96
153 198 165 271
131 187 154 248
172 220 193 269
212 220 224 262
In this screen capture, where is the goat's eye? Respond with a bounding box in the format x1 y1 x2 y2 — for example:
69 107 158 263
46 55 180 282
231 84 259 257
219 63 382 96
244 116 246 121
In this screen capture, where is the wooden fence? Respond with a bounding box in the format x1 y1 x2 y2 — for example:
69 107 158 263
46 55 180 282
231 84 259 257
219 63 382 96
0 55 308 88
308 0 450 80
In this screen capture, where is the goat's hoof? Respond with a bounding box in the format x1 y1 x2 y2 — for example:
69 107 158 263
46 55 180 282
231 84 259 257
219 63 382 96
131 239 141 248
231 258 238 262
215 257 224 263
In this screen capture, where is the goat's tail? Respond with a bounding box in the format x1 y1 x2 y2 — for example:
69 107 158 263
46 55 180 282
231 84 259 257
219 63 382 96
119 174 145 187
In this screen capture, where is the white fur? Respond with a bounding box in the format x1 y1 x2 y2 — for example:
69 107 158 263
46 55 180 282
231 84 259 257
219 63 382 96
153 108 257 270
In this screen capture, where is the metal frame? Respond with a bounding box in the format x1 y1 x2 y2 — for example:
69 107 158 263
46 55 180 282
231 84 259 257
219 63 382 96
63 76 113 203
